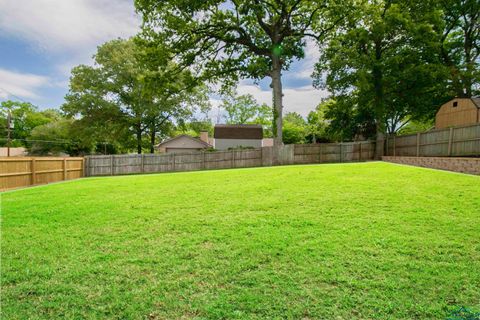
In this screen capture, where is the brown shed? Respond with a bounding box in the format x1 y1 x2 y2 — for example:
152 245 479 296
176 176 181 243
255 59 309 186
435 98 480 129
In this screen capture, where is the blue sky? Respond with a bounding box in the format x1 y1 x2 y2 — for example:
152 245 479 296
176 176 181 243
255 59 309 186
0 0 328 117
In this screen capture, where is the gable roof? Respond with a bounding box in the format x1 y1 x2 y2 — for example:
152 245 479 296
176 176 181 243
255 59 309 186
157 134 211 148
214 124 263 139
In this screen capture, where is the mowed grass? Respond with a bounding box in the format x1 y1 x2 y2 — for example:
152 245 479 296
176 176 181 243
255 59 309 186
1 162 479 319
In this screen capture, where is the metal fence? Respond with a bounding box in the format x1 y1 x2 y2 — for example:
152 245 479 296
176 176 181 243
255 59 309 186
386 123 480 157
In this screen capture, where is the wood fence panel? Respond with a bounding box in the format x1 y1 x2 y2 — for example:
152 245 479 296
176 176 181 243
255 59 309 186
452 125 480 156
143 154 171 173
1 157 84 191
85 142 376 177
114 155 142 175
387 123 480 157
86 156 113 176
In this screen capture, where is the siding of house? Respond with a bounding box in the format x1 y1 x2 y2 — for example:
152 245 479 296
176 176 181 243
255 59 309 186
215 138 262 150
436 98 479 129
157 135 209 154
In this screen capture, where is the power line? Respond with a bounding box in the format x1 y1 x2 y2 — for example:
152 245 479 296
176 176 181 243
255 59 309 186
0 138 77 145
0 87 31 104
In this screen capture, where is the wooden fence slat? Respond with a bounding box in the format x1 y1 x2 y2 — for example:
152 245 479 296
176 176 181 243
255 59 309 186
1 157 84 191
390 123 480 157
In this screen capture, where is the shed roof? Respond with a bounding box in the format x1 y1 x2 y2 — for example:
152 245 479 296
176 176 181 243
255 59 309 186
157 134 211 148
214 124 263 139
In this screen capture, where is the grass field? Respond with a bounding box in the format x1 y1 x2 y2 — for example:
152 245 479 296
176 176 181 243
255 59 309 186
1 162 479 319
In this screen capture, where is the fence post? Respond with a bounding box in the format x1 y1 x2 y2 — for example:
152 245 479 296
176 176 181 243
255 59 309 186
416 133 421 157
31 158 36 186
448 127 454 156
231 150 235 168
172 153 176 171
318 144 322 163
359 142 362 161
82 157 86 177
385 136 389 156
339 143 343 162
393 135 396 157
63 158 67 181
110 155 114 176
141 154 145 173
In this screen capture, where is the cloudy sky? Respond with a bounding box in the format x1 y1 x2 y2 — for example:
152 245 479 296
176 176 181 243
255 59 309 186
0 0 328 118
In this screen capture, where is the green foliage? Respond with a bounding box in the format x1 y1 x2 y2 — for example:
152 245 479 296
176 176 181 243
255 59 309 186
63 38 209 154
28 119 89 156
0 101 61 147
2 163 480 318
136 0 348 143
220 90 273 137
282 112 307 144
438 0 480 97
397 119 435 135
315 0 450 140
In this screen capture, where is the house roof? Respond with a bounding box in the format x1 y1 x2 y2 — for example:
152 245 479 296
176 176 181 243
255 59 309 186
214 124 263 139
157 134 211 148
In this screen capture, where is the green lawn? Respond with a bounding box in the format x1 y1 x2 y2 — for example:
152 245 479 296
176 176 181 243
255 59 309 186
1 162 479 319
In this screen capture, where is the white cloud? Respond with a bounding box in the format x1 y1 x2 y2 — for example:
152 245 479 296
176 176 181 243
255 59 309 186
0 69 50 100
0 0 140 53
237 84 329 117
211 83 328 119
290 39 320 80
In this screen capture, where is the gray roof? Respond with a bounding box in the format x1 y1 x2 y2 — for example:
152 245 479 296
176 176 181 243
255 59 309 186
156 134 211 148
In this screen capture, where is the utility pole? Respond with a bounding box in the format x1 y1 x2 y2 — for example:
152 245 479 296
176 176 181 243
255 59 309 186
7 109 11 157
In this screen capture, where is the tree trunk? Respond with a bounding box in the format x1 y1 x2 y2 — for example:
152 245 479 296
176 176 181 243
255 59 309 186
271 55 284 146
136 124 142 154
373 40 385 159
149 125 156 154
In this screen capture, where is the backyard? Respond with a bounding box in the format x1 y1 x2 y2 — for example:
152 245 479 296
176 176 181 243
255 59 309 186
1 162 479 319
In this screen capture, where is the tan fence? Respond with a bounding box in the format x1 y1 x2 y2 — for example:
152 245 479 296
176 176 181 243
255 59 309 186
386 123 480 157
85 141 375 177
0 157 84 191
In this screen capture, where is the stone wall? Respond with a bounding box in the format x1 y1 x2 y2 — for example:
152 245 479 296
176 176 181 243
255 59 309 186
382 156 480 175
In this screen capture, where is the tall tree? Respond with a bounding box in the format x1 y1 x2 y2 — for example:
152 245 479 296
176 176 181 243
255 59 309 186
221 90 271 125
438 0 480 97
314 0 447 158
63 38 208 154
282 112 307 144
0 100 61 147
136 0 348 146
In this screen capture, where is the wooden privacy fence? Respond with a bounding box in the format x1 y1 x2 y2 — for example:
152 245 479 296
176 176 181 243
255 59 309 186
85 141 375 177
386 123 480 157
0 157 84 191
293 141 375 164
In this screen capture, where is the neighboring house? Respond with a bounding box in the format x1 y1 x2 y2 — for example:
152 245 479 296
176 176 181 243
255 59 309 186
0 147 27 157
156 134 211 154
436 97 480 129
213 124 263 150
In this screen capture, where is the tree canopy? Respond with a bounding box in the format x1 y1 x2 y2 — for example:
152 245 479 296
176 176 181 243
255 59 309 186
136 0 348 145
63 38 210 154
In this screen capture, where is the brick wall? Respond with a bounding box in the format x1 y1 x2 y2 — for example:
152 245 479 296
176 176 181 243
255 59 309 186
382 156 480 175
